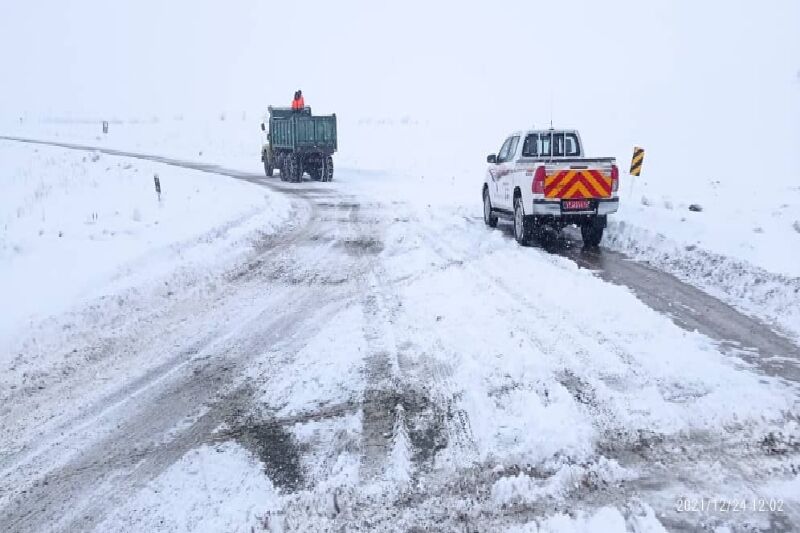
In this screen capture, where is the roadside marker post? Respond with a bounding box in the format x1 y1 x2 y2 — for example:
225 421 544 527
102 121 109 134
628 146 645 199
154 174 161 203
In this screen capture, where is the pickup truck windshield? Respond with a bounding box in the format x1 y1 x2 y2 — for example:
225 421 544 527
522 133 581 157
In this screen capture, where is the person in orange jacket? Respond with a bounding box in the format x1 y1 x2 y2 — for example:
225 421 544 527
291 90 305 110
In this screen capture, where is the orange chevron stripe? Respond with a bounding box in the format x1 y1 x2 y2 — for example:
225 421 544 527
545 172 575 198
591 170 613 196
546 171 585 198
550 170 578 197
582 172 609 197
544 169 613 199
586 170 611 194
544 170 567 187
562 180 593 199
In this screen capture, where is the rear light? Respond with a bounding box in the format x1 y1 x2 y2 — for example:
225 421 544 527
610 164 619 192
532 166 546 194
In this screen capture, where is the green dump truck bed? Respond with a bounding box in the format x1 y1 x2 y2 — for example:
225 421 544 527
268 107 337 154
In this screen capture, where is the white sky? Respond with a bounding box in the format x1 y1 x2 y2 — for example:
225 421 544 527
1 0 798 176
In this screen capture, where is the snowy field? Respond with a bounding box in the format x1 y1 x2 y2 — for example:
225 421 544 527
0 139 291 344
5 115 799 341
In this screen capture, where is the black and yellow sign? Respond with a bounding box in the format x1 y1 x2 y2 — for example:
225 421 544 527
630 147 645 176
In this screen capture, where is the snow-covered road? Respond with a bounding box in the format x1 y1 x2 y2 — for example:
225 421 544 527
1 138 799 532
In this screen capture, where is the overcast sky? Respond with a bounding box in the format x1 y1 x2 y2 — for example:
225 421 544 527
1 0 798 176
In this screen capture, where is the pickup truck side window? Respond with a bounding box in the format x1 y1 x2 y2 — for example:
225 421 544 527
565 134 581 156
497 137 513 163
507 136 520 161
522 134 538 157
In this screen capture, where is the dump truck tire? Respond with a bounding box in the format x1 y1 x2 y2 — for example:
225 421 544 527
286 156 303 182
279 157 288 181
322 156 334 182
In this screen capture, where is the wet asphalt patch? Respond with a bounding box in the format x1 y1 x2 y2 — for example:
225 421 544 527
231 416 307 492
337 237 384 256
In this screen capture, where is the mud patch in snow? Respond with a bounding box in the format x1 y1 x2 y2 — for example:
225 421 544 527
337 236 385 256
227 416 307 493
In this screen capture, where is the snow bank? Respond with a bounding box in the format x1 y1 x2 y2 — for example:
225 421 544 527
506 504 668 533
606 217 800 340
0 141 290 345
491 458 630 507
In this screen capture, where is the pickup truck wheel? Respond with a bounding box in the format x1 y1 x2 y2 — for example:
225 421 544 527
580 218 605 247
513 197 532 246
483 189 498 228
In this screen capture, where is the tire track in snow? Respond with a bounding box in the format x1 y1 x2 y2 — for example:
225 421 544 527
0 140 387 532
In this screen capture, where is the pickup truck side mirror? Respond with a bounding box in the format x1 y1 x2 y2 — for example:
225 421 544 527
487 154 497 164
260 123 266 131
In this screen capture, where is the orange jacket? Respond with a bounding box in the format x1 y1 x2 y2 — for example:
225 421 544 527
292 96 305 110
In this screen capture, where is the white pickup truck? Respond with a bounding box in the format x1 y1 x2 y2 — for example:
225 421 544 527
482 129 619 246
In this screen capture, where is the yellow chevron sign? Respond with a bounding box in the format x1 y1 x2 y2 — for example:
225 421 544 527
630 147 645 176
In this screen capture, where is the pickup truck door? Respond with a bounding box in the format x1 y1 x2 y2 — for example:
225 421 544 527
488 137 512 210
496 135 519 210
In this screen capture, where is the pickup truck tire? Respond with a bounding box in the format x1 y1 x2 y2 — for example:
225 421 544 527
513 197 532 246
580 217 605 247
483 189 498 228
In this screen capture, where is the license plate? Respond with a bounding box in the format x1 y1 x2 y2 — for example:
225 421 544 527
562 199 592 211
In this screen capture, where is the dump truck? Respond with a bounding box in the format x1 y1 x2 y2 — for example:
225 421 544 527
261 106 338 182
482 129 619 246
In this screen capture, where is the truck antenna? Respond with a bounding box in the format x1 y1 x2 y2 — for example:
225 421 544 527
549 93 554 129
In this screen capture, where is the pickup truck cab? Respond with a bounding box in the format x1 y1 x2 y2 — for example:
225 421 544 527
482 129 618 246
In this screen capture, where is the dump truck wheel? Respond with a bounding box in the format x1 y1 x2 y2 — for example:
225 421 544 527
263 158 274 178
279 158 288 181
287 156 304 182
322 156 334 182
